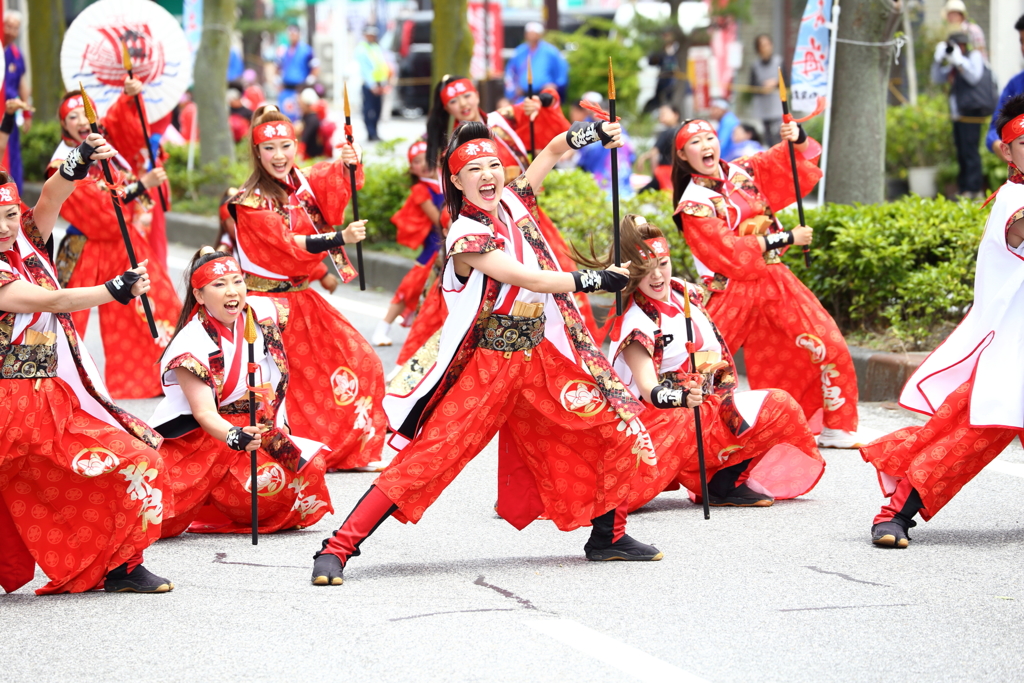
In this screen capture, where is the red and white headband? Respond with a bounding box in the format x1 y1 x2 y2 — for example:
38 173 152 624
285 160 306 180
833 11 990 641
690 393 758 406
408 140 428 163
59 93 94 121
640 237 670 260
449 139 499 174
442 78 476 103
0 183 19 206
1002 114 1024 144
191 256 242 289
253 120 296 144
675 119 716 150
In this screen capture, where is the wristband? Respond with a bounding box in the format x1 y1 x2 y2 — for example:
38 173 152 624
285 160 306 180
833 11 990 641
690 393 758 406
104 269 141 305
121 181 147 204
0 113 14 135
305 231 345 254
571 268 629 293
566 121 613 150
794 125 807 145
59 141 97 182
763 231 795 251
538 92 555 107
226 426 256 451
650 385 687 410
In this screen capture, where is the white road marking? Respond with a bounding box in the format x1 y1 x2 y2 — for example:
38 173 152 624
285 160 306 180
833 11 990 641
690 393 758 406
525 618 709 683
987 459 1024 478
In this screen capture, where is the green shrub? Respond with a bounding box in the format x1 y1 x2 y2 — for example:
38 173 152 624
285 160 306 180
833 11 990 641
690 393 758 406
163 143 250 207
779 194 986 348
21 120 63 182
548 20 644 116
344 160 410 244
885 94 954 178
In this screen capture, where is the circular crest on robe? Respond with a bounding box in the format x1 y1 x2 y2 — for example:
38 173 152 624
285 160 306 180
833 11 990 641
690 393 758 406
61 0 192 123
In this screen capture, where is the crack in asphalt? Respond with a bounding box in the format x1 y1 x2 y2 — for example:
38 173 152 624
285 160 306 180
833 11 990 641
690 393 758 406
474 575 540 611
213 552 307 569
780 603 913 613
804 565 891 587
390 608 517 622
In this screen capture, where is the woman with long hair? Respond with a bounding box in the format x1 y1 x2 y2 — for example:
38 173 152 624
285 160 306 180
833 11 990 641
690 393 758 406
671 118 870 449
0 137 172 594
309 118 664 587
424 75 599 334
48 86 181 399
583 214 823 510
228 105 385 471
149 247 333 537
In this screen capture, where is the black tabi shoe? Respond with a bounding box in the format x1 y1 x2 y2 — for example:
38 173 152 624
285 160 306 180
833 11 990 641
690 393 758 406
584 534 664 562
708 482 775 508
311 553 344 586
103 563 174 593
871 521 912 549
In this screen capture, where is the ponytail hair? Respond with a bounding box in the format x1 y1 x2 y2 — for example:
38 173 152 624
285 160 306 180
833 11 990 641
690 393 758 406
441 120 492 220
570 214 667 301
170 247 232 338
670 120 699 219
240 105 293 206
426 74 466 171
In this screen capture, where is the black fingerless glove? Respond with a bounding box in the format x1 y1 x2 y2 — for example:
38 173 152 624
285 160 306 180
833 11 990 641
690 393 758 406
104 269 141 305
794 124 807 145
226 426 256 451
763 231 795 251
650 385 687 410
59 140 98 182
571 268 629 293
305 231 345 254
566 120 613 150
121 181 148 204
538 92 555 107
0 112 15 135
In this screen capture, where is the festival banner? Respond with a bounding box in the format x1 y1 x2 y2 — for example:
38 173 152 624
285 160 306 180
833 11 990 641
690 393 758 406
467 2 503 80
790 0 832 113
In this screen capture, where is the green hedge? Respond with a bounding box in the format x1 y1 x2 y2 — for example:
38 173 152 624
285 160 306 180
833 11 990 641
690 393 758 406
22 120 63 182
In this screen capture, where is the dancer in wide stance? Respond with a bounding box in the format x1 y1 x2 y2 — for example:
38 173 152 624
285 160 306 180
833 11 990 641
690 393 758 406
862 94 1024 548
229 105 385 470
593 215 823 509
0 136 172 594
309 118 663 586
672 117 870 449
150 248 333 537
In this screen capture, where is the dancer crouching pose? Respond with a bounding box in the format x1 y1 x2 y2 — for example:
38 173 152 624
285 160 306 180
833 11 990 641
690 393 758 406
149 248 333 537
310 118 662 586
591 215 823 509
0 137 171 594
862 95 1024 548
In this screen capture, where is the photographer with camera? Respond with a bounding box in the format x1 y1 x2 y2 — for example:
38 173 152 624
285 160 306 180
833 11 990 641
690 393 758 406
932 31 998 199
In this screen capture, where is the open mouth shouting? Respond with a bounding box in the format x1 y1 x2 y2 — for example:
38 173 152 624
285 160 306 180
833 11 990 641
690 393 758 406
223 299 241 315
479 182 497 202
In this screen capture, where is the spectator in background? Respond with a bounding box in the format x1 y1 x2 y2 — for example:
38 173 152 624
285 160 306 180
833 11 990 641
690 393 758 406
707 98 740 161
933 31 991 198
728 123 767 160
298 88 324 159
643 31 681 113
241 69 266 110
355 26 390 142
226 88 252 143
3 10 30 191
277 24 318 121
504 22 568 103
987 13 1024 159
227 47 244 83
749 34 783 147
942 0 986 57
635 103 681 192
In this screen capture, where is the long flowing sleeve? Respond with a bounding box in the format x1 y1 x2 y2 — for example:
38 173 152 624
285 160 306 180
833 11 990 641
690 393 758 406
677 209 767 282
740 139 822 214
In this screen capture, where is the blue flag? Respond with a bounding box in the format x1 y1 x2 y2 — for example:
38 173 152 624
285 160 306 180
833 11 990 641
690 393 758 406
790 0 832 113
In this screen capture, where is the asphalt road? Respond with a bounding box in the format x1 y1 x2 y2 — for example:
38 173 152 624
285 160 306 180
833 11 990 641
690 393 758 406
4 239 1024 683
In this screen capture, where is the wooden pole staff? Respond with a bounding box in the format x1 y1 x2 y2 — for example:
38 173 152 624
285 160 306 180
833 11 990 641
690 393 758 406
778 68 812 268
342 83 366 291
526 56 536 162
121 42 168 212
608 58 622 316
244 305 259 546
80 83 159 339
681 291 711 520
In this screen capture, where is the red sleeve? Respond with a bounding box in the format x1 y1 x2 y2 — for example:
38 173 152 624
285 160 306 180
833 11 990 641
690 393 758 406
235 204 326 276
309 261 328 281
102 94 148 176
742 139 822 214
510 89 571 152
679 212 767 282
60 175 134 242
303 158 365 227
390 182 434 250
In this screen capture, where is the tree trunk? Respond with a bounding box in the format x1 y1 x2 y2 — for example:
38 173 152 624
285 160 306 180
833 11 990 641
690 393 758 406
824 0 902 205
27 0 65 121
544 0 559 32
431 0 472 88
195 0 237 170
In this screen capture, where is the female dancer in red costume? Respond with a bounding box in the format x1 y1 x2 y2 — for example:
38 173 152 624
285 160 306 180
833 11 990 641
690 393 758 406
672 118 869 449
228 105 384 471
424 75 598 334
372 140 444 347
49 84 181 399
151 248 333 537
309 118 664 587
593 215 823 509
0 136 172 594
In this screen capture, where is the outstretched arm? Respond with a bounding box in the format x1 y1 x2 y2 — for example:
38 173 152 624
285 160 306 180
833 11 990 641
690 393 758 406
32 133 118 242
455 247 630 295
0 261 150 314
525 121 622 192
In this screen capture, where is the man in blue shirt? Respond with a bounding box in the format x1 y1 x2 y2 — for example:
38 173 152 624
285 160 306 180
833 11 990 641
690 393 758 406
277 24 318 121
504 22 568 103
3 11 29 191
987 14 1024 159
